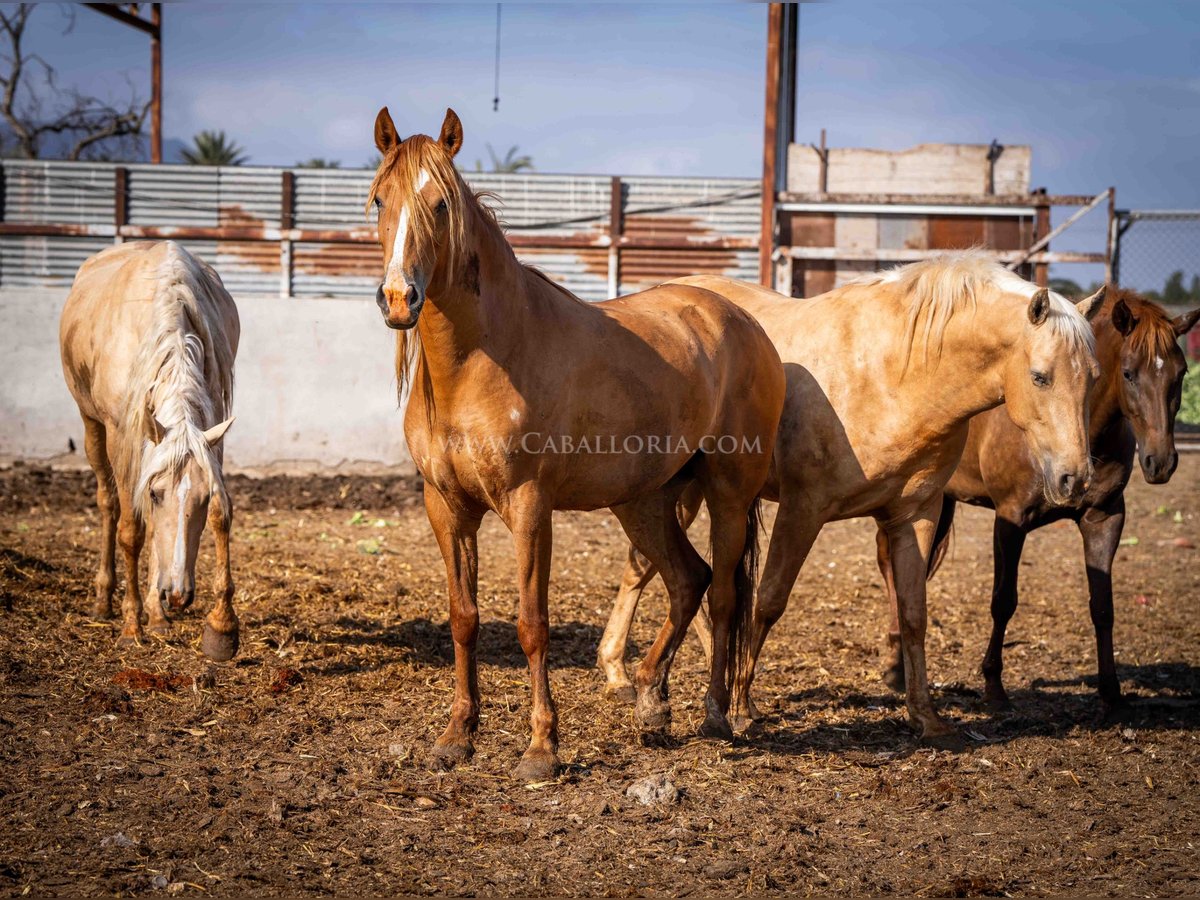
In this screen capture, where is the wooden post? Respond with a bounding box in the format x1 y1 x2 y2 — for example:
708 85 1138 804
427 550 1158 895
1034 197 1050 288
150 4 162 164
1104 186 1116 285
113 166 128 244
608 176 622 298
759 4 783 287
280 171 295 298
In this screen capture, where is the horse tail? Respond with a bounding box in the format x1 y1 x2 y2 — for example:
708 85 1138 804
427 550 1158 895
729 498 763 691
926 494 957 580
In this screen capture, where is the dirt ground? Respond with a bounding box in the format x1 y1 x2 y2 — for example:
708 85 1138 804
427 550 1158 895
1 457 1198 897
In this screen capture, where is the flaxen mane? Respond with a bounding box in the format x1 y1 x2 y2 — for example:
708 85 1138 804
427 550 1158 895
854 251 1094 369
119 243 234 520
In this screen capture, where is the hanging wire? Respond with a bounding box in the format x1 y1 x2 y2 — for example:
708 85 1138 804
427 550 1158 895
492 4 502 112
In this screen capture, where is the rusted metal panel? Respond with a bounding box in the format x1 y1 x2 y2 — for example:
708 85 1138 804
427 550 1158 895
929 215 986 249
834 214 877 252
125 163 284 229
985 216 1028 250
801 261 835 297
785 211 835 247
292 242 380 299
2 161 114 225
0 235 111 287
515 247 609 302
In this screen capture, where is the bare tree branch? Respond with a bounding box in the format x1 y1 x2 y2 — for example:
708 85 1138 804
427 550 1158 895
0 3 148 161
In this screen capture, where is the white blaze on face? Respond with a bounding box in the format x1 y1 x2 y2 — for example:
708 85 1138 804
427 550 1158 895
172 471 191 581
1155 356 1165 372
387 169 430 286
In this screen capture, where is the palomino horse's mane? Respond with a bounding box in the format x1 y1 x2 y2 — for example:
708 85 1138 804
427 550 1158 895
1107 287 1180 359
120 243 234 520
367 135 586 402
851 251 1095 369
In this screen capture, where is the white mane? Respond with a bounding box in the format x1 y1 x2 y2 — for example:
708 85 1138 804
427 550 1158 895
120 243 235 520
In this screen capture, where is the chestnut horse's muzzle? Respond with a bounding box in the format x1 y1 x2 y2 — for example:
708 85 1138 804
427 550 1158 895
377 283 424 330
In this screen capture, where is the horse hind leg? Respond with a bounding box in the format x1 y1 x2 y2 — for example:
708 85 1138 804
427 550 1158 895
200 496 239 662
611 488 710 734
83 417 117 620
597 482 706 703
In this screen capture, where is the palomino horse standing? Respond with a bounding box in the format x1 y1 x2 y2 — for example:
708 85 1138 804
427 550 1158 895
59 241 240 660
368 107 784 780
599 257 1103 744
877 289 1200 710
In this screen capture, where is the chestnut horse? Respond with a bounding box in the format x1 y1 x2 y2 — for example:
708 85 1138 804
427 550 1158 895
368 107 784 780
59 241 240 659
599 258 1103 744
877 289 1200 710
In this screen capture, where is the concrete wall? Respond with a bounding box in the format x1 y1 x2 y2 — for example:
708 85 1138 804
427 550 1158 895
0 288 414 474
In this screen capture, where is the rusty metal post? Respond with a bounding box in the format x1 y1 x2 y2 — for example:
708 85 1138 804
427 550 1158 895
280 170 295 298
113 166 128 244
608 176 622 297
150 4 162 164
1033 196 1050 288
759 4 783 287
1104 186 1116 285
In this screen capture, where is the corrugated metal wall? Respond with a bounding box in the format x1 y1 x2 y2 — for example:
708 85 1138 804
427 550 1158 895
0 160 760 300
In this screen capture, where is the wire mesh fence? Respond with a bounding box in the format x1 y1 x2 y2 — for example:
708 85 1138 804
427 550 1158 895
1114 211 1200 308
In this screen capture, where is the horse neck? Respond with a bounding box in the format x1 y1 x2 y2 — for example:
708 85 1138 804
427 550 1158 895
1086 317 1126 443
414 203 563 389
904 294 1028 434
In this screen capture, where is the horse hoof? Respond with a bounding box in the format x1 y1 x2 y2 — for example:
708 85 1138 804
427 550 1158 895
429 737 474 771
513 750 560 783
984 687 1012 713
729 714 755 735
146 622 172 639
114 631 142 650
201 623 239 662
881 666 906 694
604 684 637 705
90 603 115 621
697 714 734 742
1099 696 1131 725
635 700 671 733
921 727 966 752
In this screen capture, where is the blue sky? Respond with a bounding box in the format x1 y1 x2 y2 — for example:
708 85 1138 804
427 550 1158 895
16 1 1200 286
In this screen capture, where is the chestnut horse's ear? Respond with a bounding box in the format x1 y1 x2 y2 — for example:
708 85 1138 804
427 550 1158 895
374 106 401 154
1027 288 1050 326
1172 306 1200 336
1111 298 1137 336
438 108 463 158
1075 284 1106 322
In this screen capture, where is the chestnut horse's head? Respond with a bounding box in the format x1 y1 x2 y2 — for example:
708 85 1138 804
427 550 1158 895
368 106 467 330
1109 294 1200 483
1000 284 1104 506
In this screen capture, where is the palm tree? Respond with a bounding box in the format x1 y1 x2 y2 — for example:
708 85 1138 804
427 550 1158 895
296 158 341 168
475 143 533 174
180 130 248 166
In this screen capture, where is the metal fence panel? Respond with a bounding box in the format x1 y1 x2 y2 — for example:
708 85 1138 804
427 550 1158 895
2 160 114 225
0 234 111 288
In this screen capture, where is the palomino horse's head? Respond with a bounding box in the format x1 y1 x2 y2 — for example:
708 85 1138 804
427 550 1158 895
138 412 233 614
1001 284 1104 506
368 106 467 330
1110 296 1200 483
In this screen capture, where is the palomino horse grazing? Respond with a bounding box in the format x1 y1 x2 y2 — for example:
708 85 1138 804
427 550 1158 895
59 241 240 660
368 107 784 780
598 257 1103 744
877 289 1200 710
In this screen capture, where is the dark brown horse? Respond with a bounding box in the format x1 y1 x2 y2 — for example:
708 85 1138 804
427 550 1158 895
368 107 785 781
877 289 1200 709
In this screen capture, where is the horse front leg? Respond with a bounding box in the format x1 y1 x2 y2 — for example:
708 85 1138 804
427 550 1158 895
83 417 117 620
114 496 146 649
887 499 958 745
1078 496 1125 710
201 497 239 662
980 515 1027 710
424 484 485 770
509 492 559 782
875 524 905 693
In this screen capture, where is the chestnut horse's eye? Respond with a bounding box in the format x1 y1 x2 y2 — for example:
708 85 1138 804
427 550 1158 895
1123 370 1135 383
373 197 383 210
435 199 448 215
1031 371 1050 388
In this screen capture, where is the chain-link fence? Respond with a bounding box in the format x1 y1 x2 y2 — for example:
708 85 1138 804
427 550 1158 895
1113 211 1200 307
